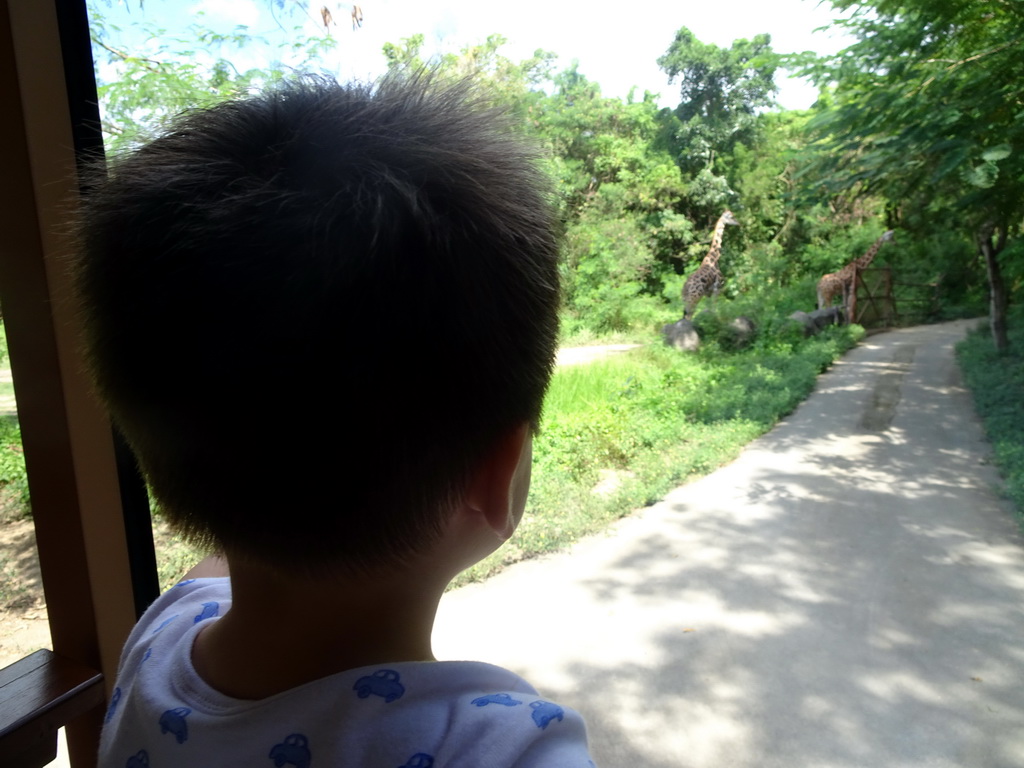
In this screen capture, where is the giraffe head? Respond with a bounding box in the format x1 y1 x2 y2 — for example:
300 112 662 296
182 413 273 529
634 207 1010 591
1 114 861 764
881 229 895 242
721 210 740 227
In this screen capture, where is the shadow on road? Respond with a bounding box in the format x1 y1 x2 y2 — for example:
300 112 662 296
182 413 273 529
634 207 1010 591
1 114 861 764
435 320 1024 767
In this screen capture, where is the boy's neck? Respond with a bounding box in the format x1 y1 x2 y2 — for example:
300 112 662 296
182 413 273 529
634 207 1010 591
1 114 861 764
192 559 447 700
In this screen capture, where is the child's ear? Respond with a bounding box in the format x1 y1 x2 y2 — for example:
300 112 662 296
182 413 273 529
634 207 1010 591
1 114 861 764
464 422 532 540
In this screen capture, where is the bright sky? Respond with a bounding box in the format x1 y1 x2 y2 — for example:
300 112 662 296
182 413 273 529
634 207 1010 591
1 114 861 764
104 0 854 110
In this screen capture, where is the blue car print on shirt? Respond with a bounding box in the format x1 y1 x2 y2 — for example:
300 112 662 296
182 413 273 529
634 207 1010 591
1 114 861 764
104 687 122 724
269 733 311 768
471 693 522 707
398 754 434 768
529 700 564 729
193 601 219 623
353 669 405 702
125 750 149 768
159 707 191 744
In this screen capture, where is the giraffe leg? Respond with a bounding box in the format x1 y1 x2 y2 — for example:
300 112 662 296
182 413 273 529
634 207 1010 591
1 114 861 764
684 297 699 320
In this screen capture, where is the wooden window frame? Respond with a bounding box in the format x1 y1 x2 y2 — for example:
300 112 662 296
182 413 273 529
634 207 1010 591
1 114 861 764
1 1 160 765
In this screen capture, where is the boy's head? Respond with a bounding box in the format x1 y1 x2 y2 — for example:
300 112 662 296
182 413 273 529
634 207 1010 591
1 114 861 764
75 71 561 576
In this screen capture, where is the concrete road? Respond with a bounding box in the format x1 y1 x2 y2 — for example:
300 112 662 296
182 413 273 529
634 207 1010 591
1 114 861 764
433 319 1024 767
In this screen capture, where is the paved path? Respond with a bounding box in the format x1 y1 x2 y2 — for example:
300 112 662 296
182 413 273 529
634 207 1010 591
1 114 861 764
433 319 1024 767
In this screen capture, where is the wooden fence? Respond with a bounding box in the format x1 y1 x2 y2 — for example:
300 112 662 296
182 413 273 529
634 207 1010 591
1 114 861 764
853 267 941 329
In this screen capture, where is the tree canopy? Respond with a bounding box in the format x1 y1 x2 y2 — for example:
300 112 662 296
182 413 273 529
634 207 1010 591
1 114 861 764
658 27 778 173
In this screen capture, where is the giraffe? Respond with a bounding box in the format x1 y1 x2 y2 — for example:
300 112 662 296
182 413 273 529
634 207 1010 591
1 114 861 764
817 230 895 320
682 209 740 319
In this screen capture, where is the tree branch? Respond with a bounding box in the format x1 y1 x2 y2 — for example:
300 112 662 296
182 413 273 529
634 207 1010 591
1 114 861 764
93 38 163 74
911 38 1020 94
924 38 1021 71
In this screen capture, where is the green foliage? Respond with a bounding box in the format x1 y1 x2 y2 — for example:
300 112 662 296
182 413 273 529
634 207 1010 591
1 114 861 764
382 33 428 71
531 66 685 219
383 33 556 118
798 223 891 278
560 210 667 334
0 416 29 522
725 111 811 252
658 27 779 173
0 325 27 522
957 309 1024 517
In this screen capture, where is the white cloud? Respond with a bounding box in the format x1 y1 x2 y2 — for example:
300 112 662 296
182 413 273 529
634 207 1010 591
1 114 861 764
188 0 261 28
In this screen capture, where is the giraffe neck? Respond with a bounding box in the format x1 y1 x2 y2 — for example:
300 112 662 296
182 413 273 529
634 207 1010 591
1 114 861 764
702 214 729 267
852 233 889 271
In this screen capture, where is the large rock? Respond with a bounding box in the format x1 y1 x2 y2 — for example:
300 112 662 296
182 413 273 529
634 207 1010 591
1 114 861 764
788 307 845 337
727 316 756 348
662 318 700 351
810 306 845 330
787 311 814 337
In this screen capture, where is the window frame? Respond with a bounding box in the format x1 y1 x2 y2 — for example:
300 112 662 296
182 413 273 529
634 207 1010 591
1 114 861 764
0 1 160 765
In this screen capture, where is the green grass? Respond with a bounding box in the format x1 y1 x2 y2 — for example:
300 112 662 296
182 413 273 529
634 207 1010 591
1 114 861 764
455 323 862 585
956 309 1024 519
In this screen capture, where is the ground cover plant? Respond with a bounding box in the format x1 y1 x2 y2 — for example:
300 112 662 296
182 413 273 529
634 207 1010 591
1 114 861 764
956 307 1024 520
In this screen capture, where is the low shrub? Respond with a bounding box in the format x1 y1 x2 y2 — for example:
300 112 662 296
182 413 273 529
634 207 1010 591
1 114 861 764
956 309 1024 518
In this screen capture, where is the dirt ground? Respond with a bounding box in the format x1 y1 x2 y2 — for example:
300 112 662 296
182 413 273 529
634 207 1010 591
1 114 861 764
0 516 49 668
0 511 195 670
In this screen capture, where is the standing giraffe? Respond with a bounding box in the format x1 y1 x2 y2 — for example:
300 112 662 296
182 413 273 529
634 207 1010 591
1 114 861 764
817 230 895 319
682 209 740 319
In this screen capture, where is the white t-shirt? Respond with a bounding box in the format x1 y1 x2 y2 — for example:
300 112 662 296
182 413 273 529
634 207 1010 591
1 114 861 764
99 579 594 768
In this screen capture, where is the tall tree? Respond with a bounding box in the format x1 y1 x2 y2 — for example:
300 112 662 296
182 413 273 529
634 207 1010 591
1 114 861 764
658 27 778 172
798 0 1024 350
528 65 691 329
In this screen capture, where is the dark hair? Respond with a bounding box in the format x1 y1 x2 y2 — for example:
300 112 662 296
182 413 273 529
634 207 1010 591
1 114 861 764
75 72 561 575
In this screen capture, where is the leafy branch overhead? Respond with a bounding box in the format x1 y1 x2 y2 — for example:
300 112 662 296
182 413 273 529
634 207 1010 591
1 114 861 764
798 0 1022 211
89 3 337 152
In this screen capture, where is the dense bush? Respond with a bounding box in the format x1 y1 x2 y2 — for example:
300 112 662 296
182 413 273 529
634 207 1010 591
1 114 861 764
957 308 1024 518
